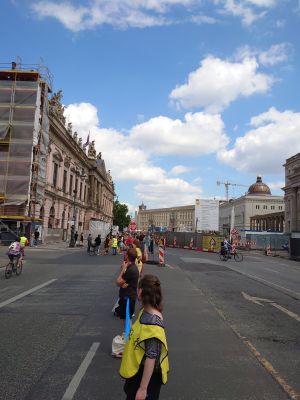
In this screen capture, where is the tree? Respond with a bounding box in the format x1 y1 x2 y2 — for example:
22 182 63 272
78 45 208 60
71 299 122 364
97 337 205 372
113 200 131 231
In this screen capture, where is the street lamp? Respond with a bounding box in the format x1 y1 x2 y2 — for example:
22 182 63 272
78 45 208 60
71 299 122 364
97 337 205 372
69 189 77 247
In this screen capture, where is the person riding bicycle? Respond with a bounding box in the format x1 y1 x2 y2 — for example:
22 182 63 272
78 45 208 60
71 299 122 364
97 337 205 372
223 237 232 257
7 238 23 266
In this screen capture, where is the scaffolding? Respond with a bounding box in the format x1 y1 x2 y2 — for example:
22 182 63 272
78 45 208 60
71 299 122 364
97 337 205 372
0 61 51 239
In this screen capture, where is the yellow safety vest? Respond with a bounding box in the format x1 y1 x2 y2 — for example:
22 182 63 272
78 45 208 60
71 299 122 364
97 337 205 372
20 236 27 246
120 309 169 384
112 238 118 247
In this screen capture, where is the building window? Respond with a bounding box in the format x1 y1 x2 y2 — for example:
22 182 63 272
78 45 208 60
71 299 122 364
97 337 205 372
79 182 83 200
263 205 268 210
48 206 55 228
53 163 58 188
69 175 73 195
62 170 67 193
256 205 260 209
75 179 78 196
278 206 283 210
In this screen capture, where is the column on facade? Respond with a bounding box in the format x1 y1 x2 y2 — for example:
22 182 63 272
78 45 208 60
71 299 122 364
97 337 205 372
291 187 298 231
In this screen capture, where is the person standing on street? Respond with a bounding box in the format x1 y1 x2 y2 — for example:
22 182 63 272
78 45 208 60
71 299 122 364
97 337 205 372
120 274 169 400
112 235 118 255
87 233 92 253
80 232 84 246
94 234 101 255
34 229 40 246
74 231 78 247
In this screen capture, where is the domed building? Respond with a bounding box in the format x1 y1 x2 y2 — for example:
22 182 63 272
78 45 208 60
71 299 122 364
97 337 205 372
219 176 285 235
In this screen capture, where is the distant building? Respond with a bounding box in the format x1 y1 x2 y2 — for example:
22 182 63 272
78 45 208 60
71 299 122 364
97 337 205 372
219 176 285 235
283 153 300 232
137 204 195 232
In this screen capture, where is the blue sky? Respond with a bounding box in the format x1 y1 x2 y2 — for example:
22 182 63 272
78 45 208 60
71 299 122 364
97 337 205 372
2 0 300 216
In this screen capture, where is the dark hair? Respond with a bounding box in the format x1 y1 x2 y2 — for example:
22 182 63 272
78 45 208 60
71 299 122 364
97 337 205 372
133 239 140 248
138 274 163 312
127 248 137 262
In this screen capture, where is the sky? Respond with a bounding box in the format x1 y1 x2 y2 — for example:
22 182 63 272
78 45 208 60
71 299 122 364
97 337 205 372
2 0 300 216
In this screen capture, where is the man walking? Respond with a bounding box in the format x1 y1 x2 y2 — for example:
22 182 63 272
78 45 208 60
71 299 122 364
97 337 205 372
112 235 118 255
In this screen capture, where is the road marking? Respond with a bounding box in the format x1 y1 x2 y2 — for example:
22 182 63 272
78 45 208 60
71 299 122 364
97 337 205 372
242 292 300 323
243 338 300 400
62 342 100 400
0 279 57 309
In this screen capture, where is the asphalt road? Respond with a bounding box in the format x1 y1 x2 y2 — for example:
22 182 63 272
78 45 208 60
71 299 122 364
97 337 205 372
0 245 299 400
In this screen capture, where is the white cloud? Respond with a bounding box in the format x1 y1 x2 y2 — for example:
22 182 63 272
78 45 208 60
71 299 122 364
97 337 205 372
135 178 201 208
191 15 218 24
218 107 300 174
30 0 284 30
64 102 202 207
267 180 284 192
129 112 229 155
214 0 267 25
258 43 291 66
235 43 291 66
169 165 191 175
170 55 273 112
31 0 195 31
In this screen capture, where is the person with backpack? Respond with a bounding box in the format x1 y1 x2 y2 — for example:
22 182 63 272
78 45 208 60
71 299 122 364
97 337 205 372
7 237 23 266
94 234 101 255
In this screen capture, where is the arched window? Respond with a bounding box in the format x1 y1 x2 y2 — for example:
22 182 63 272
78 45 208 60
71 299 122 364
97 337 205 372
48 206 55 229
61 210 66 229
39 206 44 220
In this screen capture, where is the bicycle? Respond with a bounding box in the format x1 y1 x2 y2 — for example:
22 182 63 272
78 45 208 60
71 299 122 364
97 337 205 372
219 249 243 262
5 256 23 279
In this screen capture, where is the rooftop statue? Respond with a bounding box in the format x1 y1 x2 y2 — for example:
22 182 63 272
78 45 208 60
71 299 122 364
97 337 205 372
49 90 66 124
78 137 82 147
67 122 73 135
97 152 102 160
73 131 78 142
88 140 97 159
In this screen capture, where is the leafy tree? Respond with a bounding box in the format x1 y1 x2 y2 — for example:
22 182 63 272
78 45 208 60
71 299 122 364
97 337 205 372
113 200 131 231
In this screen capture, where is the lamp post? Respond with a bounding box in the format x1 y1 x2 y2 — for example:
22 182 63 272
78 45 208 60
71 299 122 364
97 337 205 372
195 217 199 232
69 189 77 247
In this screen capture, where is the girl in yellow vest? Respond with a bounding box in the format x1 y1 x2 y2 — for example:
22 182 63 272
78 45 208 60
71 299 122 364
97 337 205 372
120 275 169 400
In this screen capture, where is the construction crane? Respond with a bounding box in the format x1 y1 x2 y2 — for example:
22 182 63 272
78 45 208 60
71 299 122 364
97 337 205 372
216 180 249 201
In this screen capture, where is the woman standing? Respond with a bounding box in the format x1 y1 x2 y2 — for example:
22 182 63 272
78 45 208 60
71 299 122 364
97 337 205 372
120 275 169 400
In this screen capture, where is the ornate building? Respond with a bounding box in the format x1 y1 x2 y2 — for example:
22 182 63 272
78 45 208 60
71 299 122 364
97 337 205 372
137 204 195 232
43 91 115 242
219 176 285 235
283 153 300 233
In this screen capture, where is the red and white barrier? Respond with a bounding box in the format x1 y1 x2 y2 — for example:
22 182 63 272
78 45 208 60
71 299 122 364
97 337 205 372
159 246 165 266
266 244 271 256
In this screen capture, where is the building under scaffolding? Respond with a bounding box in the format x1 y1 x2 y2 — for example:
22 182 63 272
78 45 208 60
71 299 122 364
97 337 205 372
0 61 51 241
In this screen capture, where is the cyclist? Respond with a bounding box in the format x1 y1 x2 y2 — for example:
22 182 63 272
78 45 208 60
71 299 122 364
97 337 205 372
223 237 232 258
7 237 23 267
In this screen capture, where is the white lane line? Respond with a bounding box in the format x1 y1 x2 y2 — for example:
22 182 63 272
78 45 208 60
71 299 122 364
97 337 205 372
0 279 57 309
62 342 100 400
271 303 300 323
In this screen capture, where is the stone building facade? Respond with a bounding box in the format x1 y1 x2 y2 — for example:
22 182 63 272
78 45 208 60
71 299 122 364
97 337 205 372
42 91 115 242
219 176 285 235
283 153 300 233
137 203 195 232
